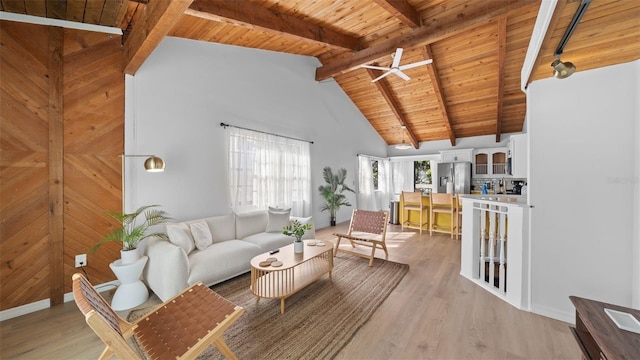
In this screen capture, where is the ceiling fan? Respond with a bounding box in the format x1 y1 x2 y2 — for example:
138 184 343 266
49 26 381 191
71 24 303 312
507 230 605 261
361 48 433 83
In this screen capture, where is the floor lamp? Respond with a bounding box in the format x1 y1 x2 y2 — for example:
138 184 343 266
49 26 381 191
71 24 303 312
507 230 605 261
120 154 165 212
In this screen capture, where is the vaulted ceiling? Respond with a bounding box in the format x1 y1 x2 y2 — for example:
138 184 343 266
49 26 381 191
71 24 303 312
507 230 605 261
2 0 639 148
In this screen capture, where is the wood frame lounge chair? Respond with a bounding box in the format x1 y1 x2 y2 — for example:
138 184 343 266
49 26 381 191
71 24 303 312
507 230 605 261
333 209 389 266
72 273 244 360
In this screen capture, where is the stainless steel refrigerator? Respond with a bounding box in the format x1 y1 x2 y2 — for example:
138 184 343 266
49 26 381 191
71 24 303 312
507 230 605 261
437 162 471 194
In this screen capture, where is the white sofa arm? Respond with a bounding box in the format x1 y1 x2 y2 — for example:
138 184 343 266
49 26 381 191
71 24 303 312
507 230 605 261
143 238 190 302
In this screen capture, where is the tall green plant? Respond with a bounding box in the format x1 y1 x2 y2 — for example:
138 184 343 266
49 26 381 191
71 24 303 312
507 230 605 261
318 166 355 225
91 204 170 252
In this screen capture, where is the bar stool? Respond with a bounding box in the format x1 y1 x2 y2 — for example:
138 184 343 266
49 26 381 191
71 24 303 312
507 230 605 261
430 193 455 238
455 195 463 240
401 191 428 234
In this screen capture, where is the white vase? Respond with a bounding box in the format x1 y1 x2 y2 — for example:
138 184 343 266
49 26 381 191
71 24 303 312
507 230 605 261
294 240 304 254
120 249 140 265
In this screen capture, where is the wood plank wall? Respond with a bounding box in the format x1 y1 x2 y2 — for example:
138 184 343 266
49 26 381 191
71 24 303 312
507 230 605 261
0 20 124 311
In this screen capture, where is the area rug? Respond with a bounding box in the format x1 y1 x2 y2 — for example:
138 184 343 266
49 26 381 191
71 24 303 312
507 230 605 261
128 253 409 359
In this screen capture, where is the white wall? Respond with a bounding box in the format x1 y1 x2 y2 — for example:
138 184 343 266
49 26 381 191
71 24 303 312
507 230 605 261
125 37 387 228
634 60 640 309
527 60 639 321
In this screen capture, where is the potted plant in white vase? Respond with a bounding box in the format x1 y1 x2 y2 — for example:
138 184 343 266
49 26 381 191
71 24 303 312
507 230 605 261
318 166 355 226
91 204 170 264
283 220 312 254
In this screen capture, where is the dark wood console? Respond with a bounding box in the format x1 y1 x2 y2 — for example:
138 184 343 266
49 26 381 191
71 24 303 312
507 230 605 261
570 296 640 359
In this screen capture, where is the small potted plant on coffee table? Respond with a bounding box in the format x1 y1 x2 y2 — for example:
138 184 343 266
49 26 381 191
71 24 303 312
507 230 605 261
283 220 312 254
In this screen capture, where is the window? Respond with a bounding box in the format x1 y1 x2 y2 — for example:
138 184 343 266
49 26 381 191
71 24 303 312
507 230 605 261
371 160 379 190
414 160 431 193
228 127 311 216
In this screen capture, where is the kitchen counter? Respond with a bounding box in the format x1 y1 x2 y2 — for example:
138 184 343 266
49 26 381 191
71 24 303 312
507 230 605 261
459 194 527 205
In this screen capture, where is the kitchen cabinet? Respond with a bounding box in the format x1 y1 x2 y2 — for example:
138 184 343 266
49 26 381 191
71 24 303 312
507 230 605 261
508 134 528 178
439 149 473 163
473 148 507 177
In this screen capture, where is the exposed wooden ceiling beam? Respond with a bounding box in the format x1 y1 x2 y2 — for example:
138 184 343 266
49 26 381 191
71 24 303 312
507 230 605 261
421 45 455 146
366 67 419 149
316 0 531 81
185 0 361 51
114 0 130 30
495 17 507 142
372 0 421 28
123 0 194 75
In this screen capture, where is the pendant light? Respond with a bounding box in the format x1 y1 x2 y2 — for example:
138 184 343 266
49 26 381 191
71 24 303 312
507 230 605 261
395 126 413 150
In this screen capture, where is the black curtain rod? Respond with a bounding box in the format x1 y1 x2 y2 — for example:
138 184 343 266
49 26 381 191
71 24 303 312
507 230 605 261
220 122 314 144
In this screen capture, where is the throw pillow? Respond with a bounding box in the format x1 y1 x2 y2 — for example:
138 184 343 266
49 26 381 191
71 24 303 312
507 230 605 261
266 208 291 233
190 220 213 250
166 223 196 254
268 206 291 213
235 211 268 239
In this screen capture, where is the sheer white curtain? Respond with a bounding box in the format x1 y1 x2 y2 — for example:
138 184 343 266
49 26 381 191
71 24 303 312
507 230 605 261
357 155 390 211
377 159 390 210
390 160 415 199
228 127 311 216
357 155 376 210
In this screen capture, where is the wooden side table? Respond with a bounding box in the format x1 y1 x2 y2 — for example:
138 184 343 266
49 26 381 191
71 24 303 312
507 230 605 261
570 296 640 359
109 255 148 311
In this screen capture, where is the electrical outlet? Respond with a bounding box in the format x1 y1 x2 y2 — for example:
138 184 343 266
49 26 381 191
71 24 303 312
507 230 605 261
75 254 87 268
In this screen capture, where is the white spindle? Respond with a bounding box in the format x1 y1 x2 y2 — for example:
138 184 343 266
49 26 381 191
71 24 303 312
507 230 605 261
488 205 496 287
498 210 507 292
479 205 486 283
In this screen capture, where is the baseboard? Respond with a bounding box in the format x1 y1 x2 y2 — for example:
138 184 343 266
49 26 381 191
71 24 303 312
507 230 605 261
0 280 120 322
530 304 575 324
0 299 51 322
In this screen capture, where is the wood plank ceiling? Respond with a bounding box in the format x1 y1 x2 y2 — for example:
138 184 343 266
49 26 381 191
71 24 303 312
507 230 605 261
2 0 639 148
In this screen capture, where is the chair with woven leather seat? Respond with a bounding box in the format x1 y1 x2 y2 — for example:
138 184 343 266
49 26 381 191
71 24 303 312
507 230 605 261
334 209 389 266
401 191 428 234
72 273 244 360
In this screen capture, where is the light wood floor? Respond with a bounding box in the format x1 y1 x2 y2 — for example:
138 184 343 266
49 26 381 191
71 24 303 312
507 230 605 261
0 222 581 359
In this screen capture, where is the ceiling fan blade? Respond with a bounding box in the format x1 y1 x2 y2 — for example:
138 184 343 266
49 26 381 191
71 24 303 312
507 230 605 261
361 64 391 71
398 59 433 70
395 70 411 81
391 48 403 68
371 71 393 82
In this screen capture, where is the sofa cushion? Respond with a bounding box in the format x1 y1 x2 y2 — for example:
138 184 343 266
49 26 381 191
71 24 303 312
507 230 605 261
187 240 263 286
242 232 294 252
190 220 213 250
235 211 268 239
203 213 236 243
166 223 195 254
292 216 315 240
266 208 291 233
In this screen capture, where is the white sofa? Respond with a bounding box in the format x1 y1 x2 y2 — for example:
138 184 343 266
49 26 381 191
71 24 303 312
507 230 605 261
144 210 315 301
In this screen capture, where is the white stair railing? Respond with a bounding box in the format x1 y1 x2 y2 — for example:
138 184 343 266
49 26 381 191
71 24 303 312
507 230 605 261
460 196 529 310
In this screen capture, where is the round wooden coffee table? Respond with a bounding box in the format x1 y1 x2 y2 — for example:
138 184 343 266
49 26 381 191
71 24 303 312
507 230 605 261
250 240 333 314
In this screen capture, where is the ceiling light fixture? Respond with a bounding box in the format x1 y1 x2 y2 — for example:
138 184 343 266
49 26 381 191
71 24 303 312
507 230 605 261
395 126 413 150
551 0 592 79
